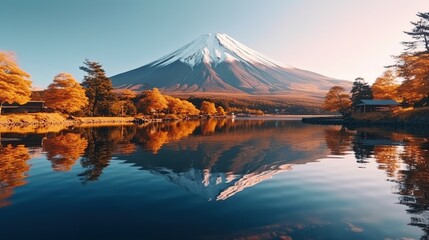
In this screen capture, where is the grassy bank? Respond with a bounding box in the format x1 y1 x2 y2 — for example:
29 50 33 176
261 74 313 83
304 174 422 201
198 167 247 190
349 107 429 126
0 113 135 133
0 113 66 125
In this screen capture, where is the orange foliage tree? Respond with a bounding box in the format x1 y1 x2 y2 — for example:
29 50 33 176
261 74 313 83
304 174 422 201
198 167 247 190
43 133 88 171
44 73 88 114
396 53 429 104
182 99 200 115
138 88 168 114
0 51 32 115
216 106 226 116
322 86 352 116
0 144 31 207
200 101 217 115
372 70 400 101
165 95 185 114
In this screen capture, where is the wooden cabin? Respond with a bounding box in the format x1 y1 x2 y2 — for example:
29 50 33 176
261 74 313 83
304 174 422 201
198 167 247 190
354 99 399 114
1 101 47 114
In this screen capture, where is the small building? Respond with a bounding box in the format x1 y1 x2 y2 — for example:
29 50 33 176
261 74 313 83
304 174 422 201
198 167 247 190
354 99 399 113
1 101 47 114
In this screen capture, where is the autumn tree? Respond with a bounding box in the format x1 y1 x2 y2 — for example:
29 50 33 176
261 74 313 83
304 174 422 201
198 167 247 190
44 73 88 114
110 89 137 116
395 53 429 106
0 51 32 115
350 77 373 106
216 106 226 116
138 88 168 114
80 59 116 116
182 100 200 115
393 12 429 106
322 86 352 116
372 70 400 101
165 95 184 114
200 101 217 115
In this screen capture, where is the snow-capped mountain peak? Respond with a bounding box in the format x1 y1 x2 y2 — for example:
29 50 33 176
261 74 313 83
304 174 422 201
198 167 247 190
111 33 352 95
150 33 290 68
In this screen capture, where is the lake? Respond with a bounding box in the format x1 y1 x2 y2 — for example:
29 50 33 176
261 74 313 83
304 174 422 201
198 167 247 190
0 119 428 240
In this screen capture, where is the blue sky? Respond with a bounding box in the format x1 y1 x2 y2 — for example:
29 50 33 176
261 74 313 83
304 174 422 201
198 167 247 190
1 0 428 89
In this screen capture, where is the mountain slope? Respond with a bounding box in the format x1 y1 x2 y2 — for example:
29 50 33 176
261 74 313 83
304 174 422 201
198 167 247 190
110 33 351 95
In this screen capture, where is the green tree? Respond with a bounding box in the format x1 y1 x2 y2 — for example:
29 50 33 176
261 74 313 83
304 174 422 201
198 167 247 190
402 12 429 53
322 86 352 116
80 59 115 116
44 73 88 114
350 77 373 107
0 51 32 115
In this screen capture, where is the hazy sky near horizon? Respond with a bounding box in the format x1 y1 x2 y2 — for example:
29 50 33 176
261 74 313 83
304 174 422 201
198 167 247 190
1 0 428 89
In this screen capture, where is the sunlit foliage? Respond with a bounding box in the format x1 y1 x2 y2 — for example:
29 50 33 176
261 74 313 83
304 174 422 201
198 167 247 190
321 86 351 116
396 53 429 105
44 73 88 114
138 88 168 114
216 106 226 116
0 51 32 114
372 70 400 101
200 101 217 115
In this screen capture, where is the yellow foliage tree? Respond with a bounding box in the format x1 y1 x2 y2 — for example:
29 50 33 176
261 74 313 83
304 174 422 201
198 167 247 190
200 101 217 115
139 88 168 114
372 70 400 100
216 106 226 115
322 86 352 116
182 100 200 115
0 51 32 115
165 95 184 114
120 89 137 99
44 73 88 114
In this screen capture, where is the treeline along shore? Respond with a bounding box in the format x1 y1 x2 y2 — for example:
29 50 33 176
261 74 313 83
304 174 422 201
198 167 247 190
302 107 429 127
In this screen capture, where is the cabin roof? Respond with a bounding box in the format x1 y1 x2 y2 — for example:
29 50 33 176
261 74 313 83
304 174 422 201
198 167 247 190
357 99 399 106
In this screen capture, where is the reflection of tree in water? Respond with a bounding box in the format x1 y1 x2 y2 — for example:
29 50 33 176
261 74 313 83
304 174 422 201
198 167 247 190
200 119 217 135
352 128 429 238
134 121 200 154
110 126 137 155
0 144 30 207
373 145 401 178
352 131 375 165
43 133 88 171
395 134 429 237
324 127 354 155
78 128 114 183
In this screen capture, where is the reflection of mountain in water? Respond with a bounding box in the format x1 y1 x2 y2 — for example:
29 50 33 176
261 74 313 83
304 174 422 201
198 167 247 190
119 120 334 200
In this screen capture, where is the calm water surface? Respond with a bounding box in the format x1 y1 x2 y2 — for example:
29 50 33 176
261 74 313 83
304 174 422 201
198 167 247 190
0 119 428 240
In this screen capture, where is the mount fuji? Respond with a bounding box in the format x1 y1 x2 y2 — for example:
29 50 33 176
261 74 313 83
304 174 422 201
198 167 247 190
110 33 350 97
